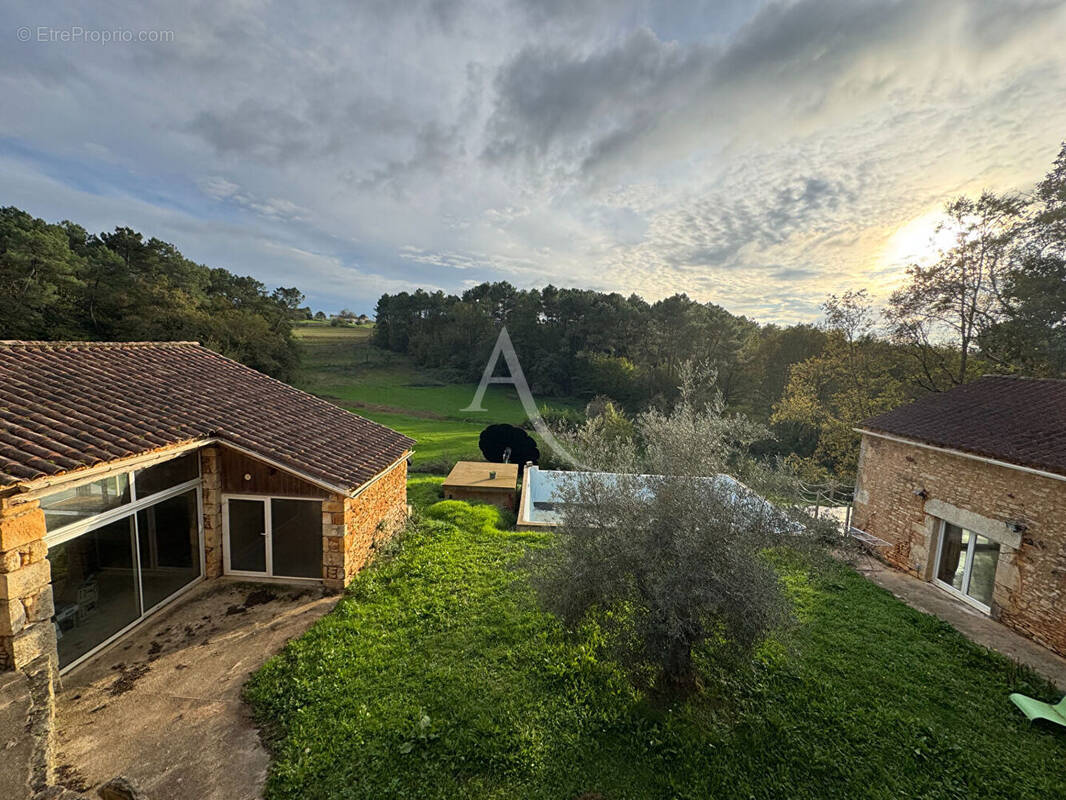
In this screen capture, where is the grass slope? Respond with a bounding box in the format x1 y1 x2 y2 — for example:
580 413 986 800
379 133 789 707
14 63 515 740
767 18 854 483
292 324 574 468
247 486 1066 800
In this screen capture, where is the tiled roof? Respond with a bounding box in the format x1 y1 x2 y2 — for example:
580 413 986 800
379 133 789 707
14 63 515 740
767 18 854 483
859 376 1066 477
0 341 414 492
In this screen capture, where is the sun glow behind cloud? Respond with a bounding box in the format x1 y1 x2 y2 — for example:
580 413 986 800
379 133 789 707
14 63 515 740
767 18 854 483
1 0 1065 321
881 209 958 271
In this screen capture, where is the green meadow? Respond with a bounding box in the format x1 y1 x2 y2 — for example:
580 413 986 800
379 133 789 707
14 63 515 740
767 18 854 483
248 485 1066 800
293 323 572 468
249 323 1066 800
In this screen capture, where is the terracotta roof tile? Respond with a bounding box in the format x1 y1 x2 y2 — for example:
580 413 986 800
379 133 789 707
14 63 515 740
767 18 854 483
859 376 1066 477
0 341 415 492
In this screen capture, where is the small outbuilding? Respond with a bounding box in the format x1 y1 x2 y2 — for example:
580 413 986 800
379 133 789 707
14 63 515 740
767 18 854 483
0 341 414 677
442 461 518 511
851 376 1066 656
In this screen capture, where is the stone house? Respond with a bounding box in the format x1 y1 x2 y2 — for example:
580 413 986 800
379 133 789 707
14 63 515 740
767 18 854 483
0 341 414 681
852 376 1066 656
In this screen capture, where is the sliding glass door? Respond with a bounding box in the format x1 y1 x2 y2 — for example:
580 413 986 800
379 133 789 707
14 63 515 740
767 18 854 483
136 490 202 612
223 496 322 580
227 499 268 573
44 453 204 670
49 516 142 667
934 521 1001 609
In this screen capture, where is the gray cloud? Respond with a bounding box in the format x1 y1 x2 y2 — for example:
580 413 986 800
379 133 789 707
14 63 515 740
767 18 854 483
1 0 1064 321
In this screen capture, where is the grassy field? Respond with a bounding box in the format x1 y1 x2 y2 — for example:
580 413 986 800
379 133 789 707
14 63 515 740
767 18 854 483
292 324 572 468
247 489 1066 800
262 324 1066 798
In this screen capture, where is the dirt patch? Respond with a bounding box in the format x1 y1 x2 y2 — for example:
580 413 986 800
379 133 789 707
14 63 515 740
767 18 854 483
54 762 90 793
109 664 151 697
225 588 277 617
55 580 338 799
243 588 277 607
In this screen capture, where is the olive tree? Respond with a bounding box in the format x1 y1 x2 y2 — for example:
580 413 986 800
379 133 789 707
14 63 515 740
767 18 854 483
529 365 826 694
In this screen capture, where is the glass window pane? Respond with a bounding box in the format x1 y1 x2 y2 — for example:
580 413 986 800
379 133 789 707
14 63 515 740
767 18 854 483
135 453 199 500
937 523 968 591
271 499 322 579
228 499 267 572
966 534 1000 607
48 515 141 668
136 490 201 611
41 474 131 533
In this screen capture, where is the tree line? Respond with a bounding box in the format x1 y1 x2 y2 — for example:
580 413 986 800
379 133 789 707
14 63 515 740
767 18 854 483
0 207 308 380
375 143 1066 481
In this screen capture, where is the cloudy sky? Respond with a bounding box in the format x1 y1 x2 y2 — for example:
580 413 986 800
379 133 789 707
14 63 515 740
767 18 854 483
4 0 1066 322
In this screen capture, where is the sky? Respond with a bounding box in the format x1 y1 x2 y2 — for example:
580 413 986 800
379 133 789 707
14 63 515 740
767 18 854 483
3 0 1066 322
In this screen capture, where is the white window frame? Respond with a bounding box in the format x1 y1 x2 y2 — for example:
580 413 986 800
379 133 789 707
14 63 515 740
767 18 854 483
50 484 206 675
42 450 207 675
932 519 995 614
45 477 203 548
221 493 323 583
43 450 202 541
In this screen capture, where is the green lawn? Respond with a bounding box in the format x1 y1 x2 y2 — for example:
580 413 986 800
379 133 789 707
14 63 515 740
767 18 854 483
246 485 1066 800
291 324 576 469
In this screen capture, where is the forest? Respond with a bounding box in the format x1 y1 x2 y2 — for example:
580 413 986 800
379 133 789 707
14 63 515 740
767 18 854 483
374 143 1066 480
3 143 1064 482
0 207 308 380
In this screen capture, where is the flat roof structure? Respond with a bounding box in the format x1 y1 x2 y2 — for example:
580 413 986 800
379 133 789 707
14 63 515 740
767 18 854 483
442 461 519 511
443 461 518 490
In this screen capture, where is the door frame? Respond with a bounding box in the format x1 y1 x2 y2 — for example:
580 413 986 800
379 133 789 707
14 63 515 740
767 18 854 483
221 493 324 582
932 519 992 613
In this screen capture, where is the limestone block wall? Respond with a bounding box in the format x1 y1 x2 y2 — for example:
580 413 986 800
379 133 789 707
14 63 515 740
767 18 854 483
323 459 408 590
852 434 1066 655
199 446 224 578
0 496 54 672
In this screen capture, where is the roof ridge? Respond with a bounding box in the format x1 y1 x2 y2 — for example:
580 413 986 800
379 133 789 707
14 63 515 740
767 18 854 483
0 340 202 348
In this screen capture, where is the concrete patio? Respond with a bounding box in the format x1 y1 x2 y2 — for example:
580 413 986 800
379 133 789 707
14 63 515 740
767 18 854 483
51 579 336 799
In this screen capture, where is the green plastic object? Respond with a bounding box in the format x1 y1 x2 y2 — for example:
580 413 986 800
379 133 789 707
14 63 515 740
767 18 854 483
1010 693 1066 727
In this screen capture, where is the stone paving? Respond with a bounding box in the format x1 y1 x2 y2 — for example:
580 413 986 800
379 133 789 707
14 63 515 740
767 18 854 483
52 579 336 800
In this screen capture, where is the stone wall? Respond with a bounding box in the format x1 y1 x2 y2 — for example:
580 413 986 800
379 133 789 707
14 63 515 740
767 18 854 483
323 459 408 590
852 434 1066 655
1 495 55 672
0 495 57 793
199 446 224 579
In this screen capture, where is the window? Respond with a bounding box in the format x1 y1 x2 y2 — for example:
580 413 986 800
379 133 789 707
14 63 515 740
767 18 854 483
271 499 323 579
222 497 322 580
50 516 141 667
136 489 201 612
41 451 200 536
135 453 199 500
42 450 205 670
935 521 1001 609
41 474 131 533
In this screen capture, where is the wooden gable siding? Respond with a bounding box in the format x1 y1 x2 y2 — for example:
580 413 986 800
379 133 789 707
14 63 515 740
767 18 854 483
220 446 329 498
